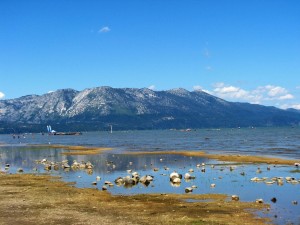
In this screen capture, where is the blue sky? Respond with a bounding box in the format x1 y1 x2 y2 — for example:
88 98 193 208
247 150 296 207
1 0 299 109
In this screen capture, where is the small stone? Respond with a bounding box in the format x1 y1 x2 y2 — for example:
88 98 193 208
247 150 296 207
231 195 239 201
102 185 107 191
188 168 194 173
255 199 264 204
185 187 193 193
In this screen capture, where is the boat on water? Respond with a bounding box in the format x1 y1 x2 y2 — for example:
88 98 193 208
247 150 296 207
47 125 82 135
52 132 82 135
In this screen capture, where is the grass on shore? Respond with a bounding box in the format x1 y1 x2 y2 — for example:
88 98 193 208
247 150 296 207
0 173 269 225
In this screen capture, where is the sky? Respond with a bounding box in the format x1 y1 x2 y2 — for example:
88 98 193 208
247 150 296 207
0 0 300 109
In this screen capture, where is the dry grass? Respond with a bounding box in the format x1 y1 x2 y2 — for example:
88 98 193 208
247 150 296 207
0 173 269 225
126 150 296 165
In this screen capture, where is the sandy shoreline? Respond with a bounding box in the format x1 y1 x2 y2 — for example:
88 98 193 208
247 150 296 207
126 150 298 165
0 173 269 225
4 144 298 224
28 144 299 165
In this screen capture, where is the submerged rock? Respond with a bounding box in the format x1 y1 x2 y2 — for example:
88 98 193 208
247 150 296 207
271 197 277 203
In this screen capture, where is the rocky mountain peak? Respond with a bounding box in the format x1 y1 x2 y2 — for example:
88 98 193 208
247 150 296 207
1 86 300 133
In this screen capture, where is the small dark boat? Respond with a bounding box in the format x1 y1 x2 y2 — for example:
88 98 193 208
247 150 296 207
53 132 82 135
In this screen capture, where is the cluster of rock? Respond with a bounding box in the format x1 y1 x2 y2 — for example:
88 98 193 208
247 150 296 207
35 158 94 174
100 171 154 191
5 157 300 208
249 165 300 205
250 176 300 185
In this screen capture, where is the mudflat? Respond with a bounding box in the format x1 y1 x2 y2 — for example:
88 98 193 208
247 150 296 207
0 173 268 225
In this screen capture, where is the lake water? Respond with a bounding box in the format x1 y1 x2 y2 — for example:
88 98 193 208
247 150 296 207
1 127 300 224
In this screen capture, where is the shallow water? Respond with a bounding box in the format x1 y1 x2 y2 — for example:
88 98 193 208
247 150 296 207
1 127 300 224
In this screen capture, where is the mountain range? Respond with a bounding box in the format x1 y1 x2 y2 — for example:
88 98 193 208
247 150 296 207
1 86 300 133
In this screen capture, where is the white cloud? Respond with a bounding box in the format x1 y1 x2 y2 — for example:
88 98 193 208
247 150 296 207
0 91 5 99
148 85 156 90
211 83 250 100
265 85 287 97
280 104 300 110
279 94 294 100
99 26 111 33
206 83 294 105
291 104 300 110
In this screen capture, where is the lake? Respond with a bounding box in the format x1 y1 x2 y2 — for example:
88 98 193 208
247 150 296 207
1 127 300 224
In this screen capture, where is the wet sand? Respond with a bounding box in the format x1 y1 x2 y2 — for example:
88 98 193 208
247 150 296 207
29 145 298 165
29 144 113 155
126 150 297 165
0 173 268 225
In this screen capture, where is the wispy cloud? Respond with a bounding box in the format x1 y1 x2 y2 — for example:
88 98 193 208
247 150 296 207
148 85 156 90
205 66 213 71
0 91 5 99
99 26 111 33
203 48 211 58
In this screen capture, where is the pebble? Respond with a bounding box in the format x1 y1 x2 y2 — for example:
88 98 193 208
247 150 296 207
185 187 193 193
102 185 107 191
231 195 239 201
255 199 264 204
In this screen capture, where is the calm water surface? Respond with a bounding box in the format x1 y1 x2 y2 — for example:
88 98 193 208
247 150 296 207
1 127 300 225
